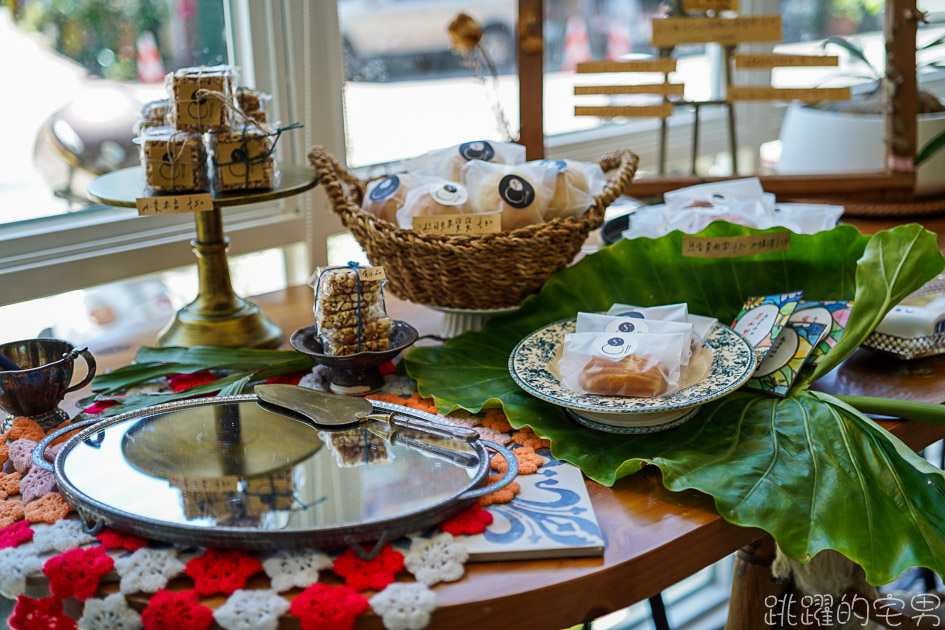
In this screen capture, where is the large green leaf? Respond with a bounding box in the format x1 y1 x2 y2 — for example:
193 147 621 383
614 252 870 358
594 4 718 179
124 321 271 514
404 221 945 583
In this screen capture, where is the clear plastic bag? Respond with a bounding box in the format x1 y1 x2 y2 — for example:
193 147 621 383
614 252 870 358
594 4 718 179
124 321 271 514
362 174 436 224
310 266 391 356
606 302 717 346
137 127 208 193
209 123 279 192
559 331 685 397
461 161 556 231
167 65 238 133
405 140 526 181
575 312 694 365
538 159 606 221
133 99 170 135
396 180 473 229
235 87 272 123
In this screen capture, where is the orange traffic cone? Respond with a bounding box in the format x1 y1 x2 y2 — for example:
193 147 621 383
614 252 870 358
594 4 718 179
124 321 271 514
562 15 592 71
137 31 165 83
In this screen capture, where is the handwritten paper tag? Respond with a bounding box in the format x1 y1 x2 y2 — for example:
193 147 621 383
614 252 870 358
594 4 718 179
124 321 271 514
412 214 501 235
734 54 839 69
136 193 213 216
727 86 851 102
357 266 387 281
682 232 791 258
651 16 782 46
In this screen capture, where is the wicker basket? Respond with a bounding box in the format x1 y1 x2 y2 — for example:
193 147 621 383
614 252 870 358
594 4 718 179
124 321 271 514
308 147 639 309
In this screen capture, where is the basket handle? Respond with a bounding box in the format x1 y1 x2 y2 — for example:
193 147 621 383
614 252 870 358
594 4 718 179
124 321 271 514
588 149 640 223
308 146 363 207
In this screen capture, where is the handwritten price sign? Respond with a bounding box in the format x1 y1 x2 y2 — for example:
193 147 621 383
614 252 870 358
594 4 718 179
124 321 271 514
412 214 501 235
136 193 213 215
357 266 387 281
682 232 791 258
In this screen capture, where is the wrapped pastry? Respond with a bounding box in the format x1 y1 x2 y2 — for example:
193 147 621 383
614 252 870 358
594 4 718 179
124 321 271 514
607 302 717 346
138 127 207 193
209 124 278 191
235 87 271 122
167 65 238 132
559 332 686 398
310 266 391 356
363 174 436 224
461 161 555 231
540 159 607 221
575 312 694 365
396 180 472 229
406 140 526 181
134 99 170 134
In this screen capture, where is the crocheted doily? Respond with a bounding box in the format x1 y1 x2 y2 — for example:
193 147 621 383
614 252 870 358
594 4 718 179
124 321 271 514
370 582 438 630
261 549 333 593
78 593 142 630
0 546 43 598
116 547 186 594
404 532 468 586
213 589 290 630
32 519 95 554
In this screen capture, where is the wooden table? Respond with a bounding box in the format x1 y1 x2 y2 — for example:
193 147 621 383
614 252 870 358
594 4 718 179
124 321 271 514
69 251 945 629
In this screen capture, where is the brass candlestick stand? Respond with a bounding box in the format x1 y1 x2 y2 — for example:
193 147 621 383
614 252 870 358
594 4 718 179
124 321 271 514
88 163 317 349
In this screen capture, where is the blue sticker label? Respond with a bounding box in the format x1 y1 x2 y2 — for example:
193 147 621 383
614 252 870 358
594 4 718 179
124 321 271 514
459 141 495 162
612 311 646 319
369 176 401 202
542 159 568 172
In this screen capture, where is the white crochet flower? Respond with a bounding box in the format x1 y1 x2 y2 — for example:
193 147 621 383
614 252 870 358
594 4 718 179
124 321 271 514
213 589 290 630
0 546 43 598
78 593 142 630
404 532 468 586
32 519 96 553
261 549 332 592
115 547 186 594
370 582 437 630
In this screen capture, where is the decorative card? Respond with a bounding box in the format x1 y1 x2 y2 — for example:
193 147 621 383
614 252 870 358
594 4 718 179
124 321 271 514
745 321 825 396
730 291 804 363
464 452 604 561
788 300 853 366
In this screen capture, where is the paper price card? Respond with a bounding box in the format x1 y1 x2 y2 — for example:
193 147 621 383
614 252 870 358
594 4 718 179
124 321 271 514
412 213 501 235
575 104 674 119
651 16 782 46
734 54 839 69
682 231 791 258
136 193 213 216
575 84 685 96
357 266 387 281
577 59 677 74
727 86 851 102
683 0 738 12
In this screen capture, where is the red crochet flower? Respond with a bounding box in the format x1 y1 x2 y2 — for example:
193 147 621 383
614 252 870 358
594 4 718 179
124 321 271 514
167 370 217 393
8 595 76 630
42 546 114 601
184 548 262 595
377 360 396 377
289 583 369 630
439 502 494 535
0 520 33 549
97 527 148 551
332 543 404 591
82 398 121 415
264 371 308 385
141 589 214 630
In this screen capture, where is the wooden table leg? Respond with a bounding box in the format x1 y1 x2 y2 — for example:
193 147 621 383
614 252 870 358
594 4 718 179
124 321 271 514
724 536 787 629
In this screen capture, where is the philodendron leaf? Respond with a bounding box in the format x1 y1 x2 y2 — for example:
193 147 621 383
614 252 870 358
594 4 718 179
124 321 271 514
810 223 945 382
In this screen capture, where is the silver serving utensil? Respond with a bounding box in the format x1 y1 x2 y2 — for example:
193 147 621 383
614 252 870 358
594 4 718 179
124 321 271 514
255 385 479 443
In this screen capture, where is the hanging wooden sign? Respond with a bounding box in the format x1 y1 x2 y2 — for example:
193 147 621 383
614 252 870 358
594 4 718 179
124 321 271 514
682 0 738 12
574 104 674 118
734 54 840 69
574 84 685 96
651 16 782 46
727 86 852 102
577 59 677 74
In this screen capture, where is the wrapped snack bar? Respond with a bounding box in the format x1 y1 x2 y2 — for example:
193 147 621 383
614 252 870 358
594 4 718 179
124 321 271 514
209 123 278 192
168 65 237 132
236 86 271 123
134 99 170 134
138 127 207 193
311 264 392 356
559 331 686 398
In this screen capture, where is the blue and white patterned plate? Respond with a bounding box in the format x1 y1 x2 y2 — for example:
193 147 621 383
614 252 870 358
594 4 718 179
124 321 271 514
508 317 756 415
565 406 701 434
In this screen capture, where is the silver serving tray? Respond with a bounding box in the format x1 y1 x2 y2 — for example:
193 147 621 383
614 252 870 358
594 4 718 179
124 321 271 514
33 395 516 554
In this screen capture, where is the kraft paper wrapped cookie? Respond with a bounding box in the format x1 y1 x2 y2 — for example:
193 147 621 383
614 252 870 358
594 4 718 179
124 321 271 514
407 140 526 181
539 159 606 221
462 161 555 231
310 265 392 356
209 124 278 192
397 180 473 229
168 65 237 132
138 128 208 193
575 312 694 365
559 331 686 398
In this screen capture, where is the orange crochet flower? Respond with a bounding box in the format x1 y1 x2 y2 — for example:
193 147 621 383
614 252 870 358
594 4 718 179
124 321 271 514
0 472 22 495
0 443 7 467
479 409 512 433
0 502 25 527
6 418 45 443
49 420 83 447
478 475 520 506
365 393 406 406
491 446 543 475
511 427 550 450
404 393 438 415
25 493 73 524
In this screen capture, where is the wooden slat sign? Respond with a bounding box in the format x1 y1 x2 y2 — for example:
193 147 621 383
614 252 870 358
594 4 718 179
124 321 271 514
734 54 839 69
651 16 782 46
683 0 738 12
575 104 674 119
574 84 685 96
727 86 851 102
577 59 676 74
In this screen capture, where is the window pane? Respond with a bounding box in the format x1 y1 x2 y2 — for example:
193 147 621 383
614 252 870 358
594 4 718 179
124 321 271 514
339 0 520 168
1 1 226 226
